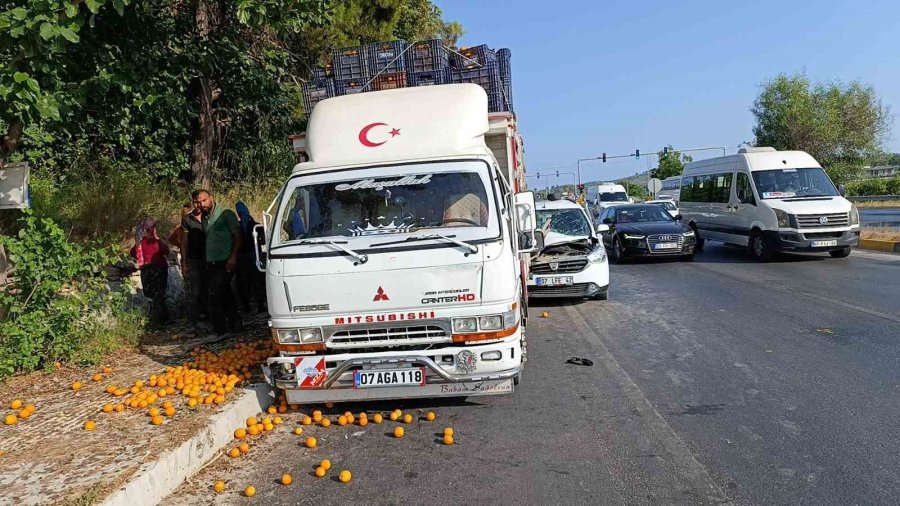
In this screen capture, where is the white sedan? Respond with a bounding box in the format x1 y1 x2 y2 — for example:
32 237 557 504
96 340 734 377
646 199 679 218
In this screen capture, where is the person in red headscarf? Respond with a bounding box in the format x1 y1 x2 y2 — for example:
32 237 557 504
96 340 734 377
130 218 170 323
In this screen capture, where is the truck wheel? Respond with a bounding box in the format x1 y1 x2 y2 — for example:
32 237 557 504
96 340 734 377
748 231 774 262
514 370 523 386
829 247 852 258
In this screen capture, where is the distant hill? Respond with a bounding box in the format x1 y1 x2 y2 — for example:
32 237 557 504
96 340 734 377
583 169 653 189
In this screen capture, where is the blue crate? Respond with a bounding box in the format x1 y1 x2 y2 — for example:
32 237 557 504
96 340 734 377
451 62 508 112
332 46 370 80
407 68 451 87
408 39 448 73
451 44 497 70
302 78 335 114
334 78 372 96
313 64 333 80
367 40 408 74
496 48 513 112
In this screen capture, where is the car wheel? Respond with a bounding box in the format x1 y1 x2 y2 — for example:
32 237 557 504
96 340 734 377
610 237 626 264
748 231 773 262
692 225 705 252
682 253 695 262
829 247 852 258
594 286 609 300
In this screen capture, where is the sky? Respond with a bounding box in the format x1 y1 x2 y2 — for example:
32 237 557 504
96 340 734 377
438 0 900 186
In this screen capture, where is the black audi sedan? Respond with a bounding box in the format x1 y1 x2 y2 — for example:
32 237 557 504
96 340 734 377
597 204 696 263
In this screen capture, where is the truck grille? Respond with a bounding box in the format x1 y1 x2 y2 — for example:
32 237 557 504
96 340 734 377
328 324 451 349
531 258 588 274
646 234 684 253
797 213 849 228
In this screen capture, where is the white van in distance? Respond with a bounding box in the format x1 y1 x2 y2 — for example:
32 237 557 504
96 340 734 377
679 147 860 261
586 182 631 216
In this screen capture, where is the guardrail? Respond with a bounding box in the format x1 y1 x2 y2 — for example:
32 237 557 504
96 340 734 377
847 195 900 202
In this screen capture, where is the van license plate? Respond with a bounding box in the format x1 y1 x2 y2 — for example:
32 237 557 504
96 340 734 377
812 240 838 247
536 276 574 286
354 368 425 388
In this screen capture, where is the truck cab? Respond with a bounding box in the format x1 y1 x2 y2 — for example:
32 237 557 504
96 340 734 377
258 85 537 404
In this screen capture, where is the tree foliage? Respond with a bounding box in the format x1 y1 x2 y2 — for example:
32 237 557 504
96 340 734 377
751 73 892 183
651 145 692 180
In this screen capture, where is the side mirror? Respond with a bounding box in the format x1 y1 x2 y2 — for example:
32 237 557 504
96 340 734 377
838 184 847 197
602 217 613 225
533 230 545 252
628 197 635 204
252 224 267 272
514 191 538 253
674 214 683 221
595 224 610 234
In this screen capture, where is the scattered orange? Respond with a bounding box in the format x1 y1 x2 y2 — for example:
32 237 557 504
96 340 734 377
337 415 348 426
389 411 400 421
443 427 454 436
228 447 240 458
403 414 413 424
373 414 383 424
338 470 351 483
149 407 161 417
114 403 125 412
4 414 17 426
425 411 436 421
213 481 225 493
84 420 96 431
72 382 82 391
293 427 303 436
246 417 258 427
277 404 288 414
103 367 113 374
239 442 250 454
280 473 292 485
305 436 317 448
314 466 326 478
393 427 405 438
234 428 247 439
358 417 368 427
320 459 332 471
244 485 256 497
164 407 176 417
9 400 22 410
162 401 173 409
301 416 312 426
321 418 331 428
346 414 355 424
187 398 198 408
18 410 31 420
541 311 550 318
313 410 323 418
263 423 274 432
92 373 103 382
102 404 114 413
273 416 283 426
261 416 272 425
248 425 261 436
151 415 164 425
443 434 454 445
266 405 276 415
313 413 323 423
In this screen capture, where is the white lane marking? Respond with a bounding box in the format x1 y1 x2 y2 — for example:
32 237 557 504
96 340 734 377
565 304 735 506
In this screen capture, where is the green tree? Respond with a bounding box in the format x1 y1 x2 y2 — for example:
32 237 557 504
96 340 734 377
650 145 692 180
751 73 892 184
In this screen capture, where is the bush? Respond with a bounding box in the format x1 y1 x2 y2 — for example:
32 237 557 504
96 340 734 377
0 212 143 377
846 177 897 196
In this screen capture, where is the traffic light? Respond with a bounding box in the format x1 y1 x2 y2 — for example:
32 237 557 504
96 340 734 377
635 149 640 160
577 184 585 191
601 153 607 163
555 170 559 177
663 146 669 155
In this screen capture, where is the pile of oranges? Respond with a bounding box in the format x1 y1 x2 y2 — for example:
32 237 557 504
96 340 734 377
3 399 36 426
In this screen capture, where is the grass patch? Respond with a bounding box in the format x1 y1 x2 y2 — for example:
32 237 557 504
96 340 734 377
861 227 900 242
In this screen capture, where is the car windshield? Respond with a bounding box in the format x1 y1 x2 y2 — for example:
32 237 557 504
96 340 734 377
616 207 673 223
272 163 495 248
751 167 839 199
600 192 628 202
537 208 591 237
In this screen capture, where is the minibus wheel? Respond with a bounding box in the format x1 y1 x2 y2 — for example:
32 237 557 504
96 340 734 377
748 231 773 262
829 247 851 258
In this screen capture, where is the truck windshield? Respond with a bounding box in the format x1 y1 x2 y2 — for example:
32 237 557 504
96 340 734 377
537 209 591 237
751 168 839 199
600 192 628 202
272 163 496 248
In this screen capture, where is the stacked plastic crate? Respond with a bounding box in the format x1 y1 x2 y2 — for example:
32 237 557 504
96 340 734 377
304 39 514 114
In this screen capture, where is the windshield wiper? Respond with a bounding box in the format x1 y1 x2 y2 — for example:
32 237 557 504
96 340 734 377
296 238 368 264
371 233 479 254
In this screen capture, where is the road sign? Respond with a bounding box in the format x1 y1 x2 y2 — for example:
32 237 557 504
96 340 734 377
647 177 662 194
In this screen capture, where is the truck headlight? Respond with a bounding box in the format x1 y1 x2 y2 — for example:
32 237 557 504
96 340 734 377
850 204 860 226
587 246 607 263
774 208 794 228
275 328 322 344
478 315 503 331
452 317 478 333
502 308 518 328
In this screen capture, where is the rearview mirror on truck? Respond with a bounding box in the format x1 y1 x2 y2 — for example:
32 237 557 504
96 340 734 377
252 224 267 272
514 191 538 253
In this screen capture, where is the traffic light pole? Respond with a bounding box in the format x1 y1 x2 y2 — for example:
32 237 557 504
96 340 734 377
577 146 727 185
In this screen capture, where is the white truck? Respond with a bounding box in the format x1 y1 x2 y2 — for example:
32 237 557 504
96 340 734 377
258 84 538 404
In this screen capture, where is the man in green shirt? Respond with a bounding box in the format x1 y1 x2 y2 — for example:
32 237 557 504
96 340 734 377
194 190 243 337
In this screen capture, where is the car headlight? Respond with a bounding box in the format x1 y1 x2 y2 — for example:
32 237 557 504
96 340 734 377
623 234 645 240
275 328 322 344
452 317 478 333
478 315 503 331
587 246 607 263
682 230 695 237
850 204 860 226
774 208 793 228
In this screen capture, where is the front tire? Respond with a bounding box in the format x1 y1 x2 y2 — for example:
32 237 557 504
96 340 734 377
829 247 852 258
691 225 705 252
610 237 626 264
748 231 774 262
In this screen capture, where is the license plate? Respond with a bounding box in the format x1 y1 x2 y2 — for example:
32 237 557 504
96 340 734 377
536 276 574 286
353 368 426 388
653 242 679 250
812 240 838 247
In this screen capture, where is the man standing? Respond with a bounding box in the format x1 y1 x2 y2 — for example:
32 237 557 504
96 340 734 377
194 190 243 337
181 193 208 332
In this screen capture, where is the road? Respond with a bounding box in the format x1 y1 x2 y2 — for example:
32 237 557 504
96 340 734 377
169 245 900 506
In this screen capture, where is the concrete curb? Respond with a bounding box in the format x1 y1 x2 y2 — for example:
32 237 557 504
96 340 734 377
101 384 272 506
858 239 900 253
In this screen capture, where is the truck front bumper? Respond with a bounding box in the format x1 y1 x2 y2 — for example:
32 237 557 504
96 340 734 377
263 333 522 404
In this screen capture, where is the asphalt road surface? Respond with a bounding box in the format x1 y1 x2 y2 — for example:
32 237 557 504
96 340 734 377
169 245 900 506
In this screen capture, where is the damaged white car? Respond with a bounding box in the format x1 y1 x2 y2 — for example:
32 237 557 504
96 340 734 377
527 197 610 300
